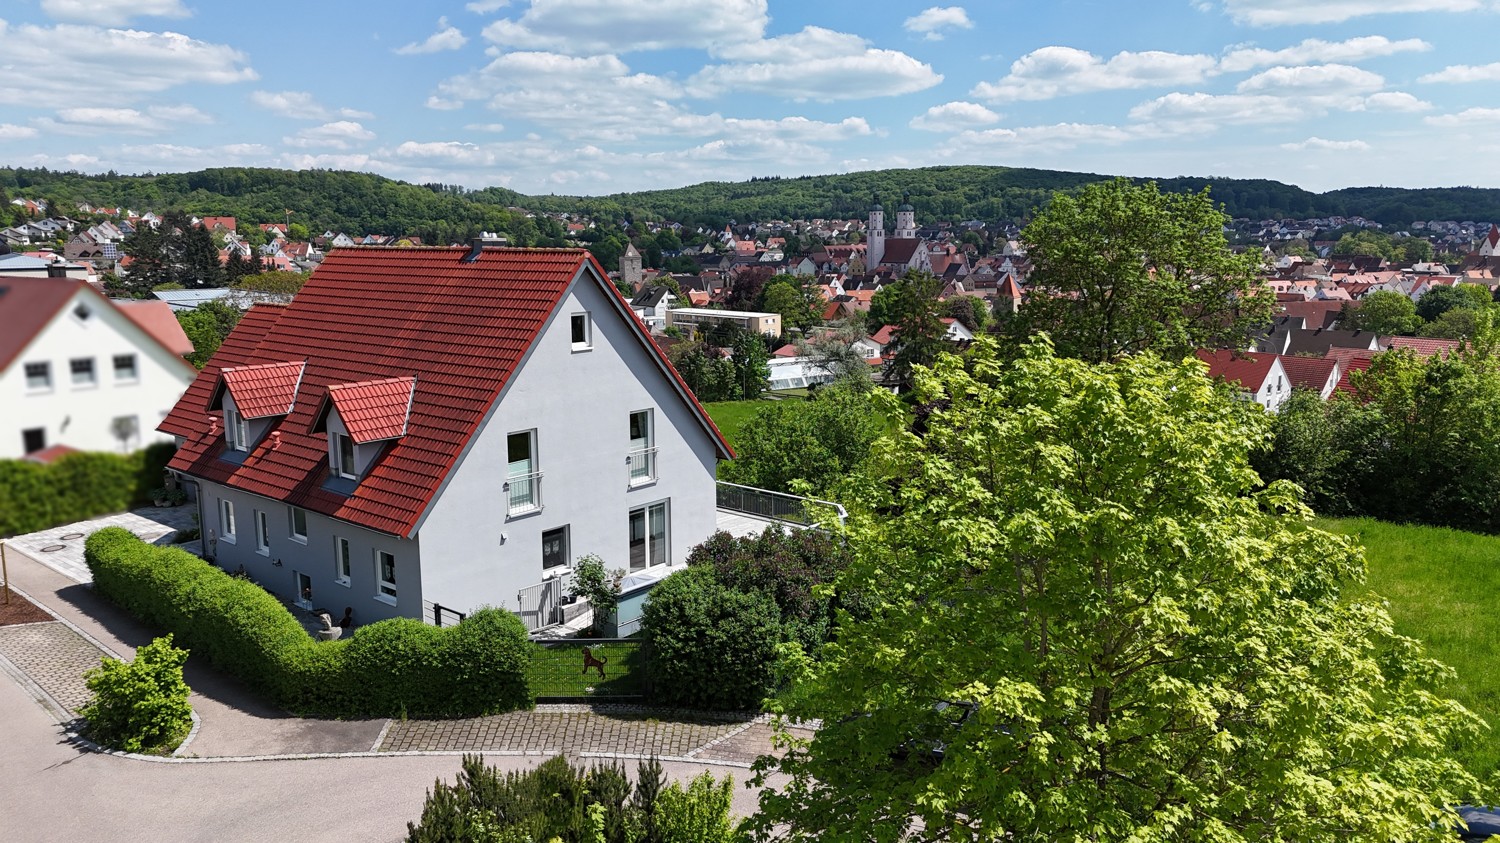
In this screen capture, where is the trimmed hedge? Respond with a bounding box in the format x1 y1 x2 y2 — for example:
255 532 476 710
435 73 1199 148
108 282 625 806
85 527 532 718
0 442 176 536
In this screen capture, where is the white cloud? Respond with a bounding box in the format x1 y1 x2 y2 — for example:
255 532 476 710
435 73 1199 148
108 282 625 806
1219 36 1431 73
1420 61 1500 83
147 104 213 124
395 17 468 55
251 90 328 119
1236 64 1385 95
903 6 974 41
393 141 499 166
944 122 1136 151
972 46 1216 102
279 153 383 172
1281 137 1370 151
36 103 213 134
465 122 507 132
0 124 39 140
284 121 376 150
482 0 768 55
0 20 256 106
910 101 1001 132
690 26 942 101
465 0 510 12
40 0 189 26
1215 0 1488 26
1425 107 1500 127
115 142 273 166
1129 92 1314 125
1363 92 1432 111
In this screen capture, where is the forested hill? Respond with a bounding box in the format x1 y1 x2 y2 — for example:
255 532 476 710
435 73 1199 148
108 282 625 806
4 164 1498 236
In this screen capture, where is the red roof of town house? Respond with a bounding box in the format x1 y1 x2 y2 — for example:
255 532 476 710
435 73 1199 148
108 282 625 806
771 344 798 358
218 361 305 419
1195 349 1275 391
869 325 897 346
1276 354 1339 393
159 247 732 537
322 376 415 443
1384 336 1462 358
1335 356 1374 396
200 216 236 231
115 299 195 356
23 443 80 464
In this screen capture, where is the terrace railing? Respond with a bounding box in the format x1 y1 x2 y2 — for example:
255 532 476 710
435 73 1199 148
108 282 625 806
715 481 847 527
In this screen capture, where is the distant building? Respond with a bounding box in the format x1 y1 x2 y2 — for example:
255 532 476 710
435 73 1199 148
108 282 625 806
666 307 781 338
620 242 643 290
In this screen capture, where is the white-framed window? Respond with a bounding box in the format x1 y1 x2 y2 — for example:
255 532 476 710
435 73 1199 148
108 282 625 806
226 408 249 452
506 430 541 514
22 428 46 455
628 409 656 485
333 433 357 479
334 536 351 585
375 550 397 602
542 525 570 572
24 361 51 391
628 500 670 570
254 509 270 556
288 506 308 543
112 354 138 383
70 357 95 387
219 498 237 543
570 312 592 351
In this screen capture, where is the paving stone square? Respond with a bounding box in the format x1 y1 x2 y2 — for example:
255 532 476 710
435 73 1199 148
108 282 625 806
380 706 762 756
0 621 109 714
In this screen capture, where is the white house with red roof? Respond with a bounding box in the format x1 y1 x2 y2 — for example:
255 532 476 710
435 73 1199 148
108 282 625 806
0 275 196 458
158 244 733 628
1480 224 1500 258
1194 349 1291 412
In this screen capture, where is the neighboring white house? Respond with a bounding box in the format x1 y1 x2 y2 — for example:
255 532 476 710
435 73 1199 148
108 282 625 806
629 286 676 333
0 275 197 458
1195 349 1291 412
159 245 733 628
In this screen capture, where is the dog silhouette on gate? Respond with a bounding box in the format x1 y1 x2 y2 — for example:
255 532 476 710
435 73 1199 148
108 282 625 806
581 647 607 680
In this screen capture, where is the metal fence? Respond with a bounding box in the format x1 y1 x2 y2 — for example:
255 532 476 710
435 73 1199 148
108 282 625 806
715 481 847 527
529 638 650 701
505 470 543 515
517 572 572 633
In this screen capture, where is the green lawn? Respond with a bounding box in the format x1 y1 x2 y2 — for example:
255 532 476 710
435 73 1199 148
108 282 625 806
527 641 647 700
702 400 770 451
1319 517 1500 777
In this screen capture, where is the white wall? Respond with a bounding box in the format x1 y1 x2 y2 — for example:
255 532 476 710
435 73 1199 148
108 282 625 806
0 287 194 458
417 266 721 618
195 478 419 626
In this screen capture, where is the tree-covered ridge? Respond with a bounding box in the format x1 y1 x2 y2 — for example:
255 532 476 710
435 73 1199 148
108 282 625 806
5 164 1500 234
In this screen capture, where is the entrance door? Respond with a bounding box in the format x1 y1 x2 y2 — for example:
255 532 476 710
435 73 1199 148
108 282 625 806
295 571 313 609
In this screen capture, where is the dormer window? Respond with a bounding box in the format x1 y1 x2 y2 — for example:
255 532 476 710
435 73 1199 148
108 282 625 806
212 361 306 455
333 433 357 479
312 376 416 486
226 408 249 452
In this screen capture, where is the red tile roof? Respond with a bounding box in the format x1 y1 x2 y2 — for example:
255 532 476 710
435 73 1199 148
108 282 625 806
1385 336 1461 358
220 361 305 419
1275 354 1338 393
324 376 415 443
160 247 730 537
869 325 897 346
115 299 195 356
23 443 80 464
1335 356 1373 396
1195 349 1274 391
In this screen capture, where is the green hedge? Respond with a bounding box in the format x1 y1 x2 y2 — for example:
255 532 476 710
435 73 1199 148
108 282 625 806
85 527 532 718
0 442 175 536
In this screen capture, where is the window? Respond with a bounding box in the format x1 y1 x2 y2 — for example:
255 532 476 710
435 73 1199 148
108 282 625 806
70 357 95 387
628 409 656 484
113 354 138 382
506 430 540 513
226 408 249 452
333 433 357 479
334 537 351 585
73 303 91 321
24 362 50 391
219 499 236 542
376 551 397 601
570 313 591 350
22 428 45 455
542 526 570 571
628 501 669 570
254 510 270 555
288 506 308 543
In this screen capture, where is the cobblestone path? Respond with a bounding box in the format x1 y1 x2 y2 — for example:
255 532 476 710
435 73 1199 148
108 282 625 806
0 621 109 716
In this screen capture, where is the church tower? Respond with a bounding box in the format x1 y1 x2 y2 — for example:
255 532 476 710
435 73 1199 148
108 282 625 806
620 241 643 290
895 192 916 239
867 193 886 270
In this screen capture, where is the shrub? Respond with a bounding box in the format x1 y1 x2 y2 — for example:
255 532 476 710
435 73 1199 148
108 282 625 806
80 634 193 754
85 528 531 718
569 554 621 634
0 441 177 536
641 566 784 711
406 754 739 843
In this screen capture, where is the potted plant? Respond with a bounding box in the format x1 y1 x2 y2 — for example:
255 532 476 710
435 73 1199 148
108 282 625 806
150 487 187 507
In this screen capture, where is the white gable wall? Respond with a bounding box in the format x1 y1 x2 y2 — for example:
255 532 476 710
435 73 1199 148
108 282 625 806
1 287 194 458
416 267 721 618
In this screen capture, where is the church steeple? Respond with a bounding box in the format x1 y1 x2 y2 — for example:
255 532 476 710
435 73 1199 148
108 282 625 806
867 192 886 270
895 192 916 239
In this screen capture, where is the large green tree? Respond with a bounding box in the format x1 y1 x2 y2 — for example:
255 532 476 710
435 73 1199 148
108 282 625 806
880 270 948 390
1012 178 1272 363
717 386 882 496
751 337 1482 842
176 299 243 368
1341 289 1420 335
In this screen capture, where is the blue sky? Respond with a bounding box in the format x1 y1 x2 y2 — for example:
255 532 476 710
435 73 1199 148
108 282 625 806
2 0 1498 196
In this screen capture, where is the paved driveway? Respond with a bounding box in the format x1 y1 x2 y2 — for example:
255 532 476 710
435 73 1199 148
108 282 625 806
6 505 198 583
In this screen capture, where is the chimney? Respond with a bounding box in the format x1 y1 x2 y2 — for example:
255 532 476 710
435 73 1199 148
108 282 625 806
463 231 508 263
47 263 69 278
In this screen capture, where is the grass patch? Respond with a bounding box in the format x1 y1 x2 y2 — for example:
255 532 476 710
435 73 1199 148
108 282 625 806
1318 516 1500 778
526 641 647 700
703 400 770 451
